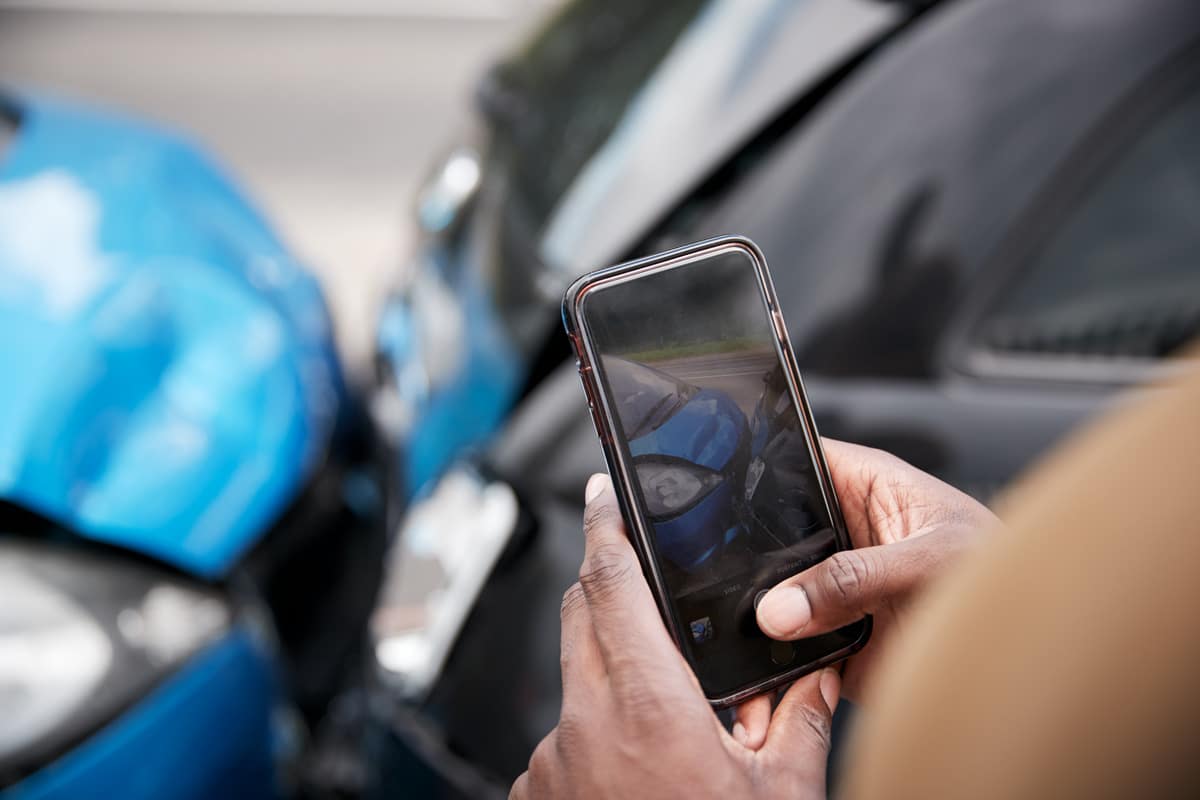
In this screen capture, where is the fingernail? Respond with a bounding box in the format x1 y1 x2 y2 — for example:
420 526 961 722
731 721 747 746
756 586 812 638
819 668 840 714
585 473 609 504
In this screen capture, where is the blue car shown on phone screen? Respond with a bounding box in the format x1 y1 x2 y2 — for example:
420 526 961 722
603 357 749 572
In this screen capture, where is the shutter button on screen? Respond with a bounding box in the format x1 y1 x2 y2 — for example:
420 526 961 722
769 641 796 666
754 590 796 665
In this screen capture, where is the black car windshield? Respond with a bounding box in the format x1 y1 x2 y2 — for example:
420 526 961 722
601 356 697 439
488 0 706 226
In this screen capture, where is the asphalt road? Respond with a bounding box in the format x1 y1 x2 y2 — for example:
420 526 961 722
649 349 779 415
0 4 551 376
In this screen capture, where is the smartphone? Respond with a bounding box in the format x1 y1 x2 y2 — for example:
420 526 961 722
562 235 871 707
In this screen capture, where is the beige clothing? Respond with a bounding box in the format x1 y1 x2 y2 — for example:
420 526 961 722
847 363 1200 799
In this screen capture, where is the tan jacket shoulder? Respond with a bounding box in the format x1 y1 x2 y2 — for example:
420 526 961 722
846 362 1200 799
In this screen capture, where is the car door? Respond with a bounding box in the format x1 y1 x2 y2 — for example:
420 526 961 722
814 51 1200 497
666 0 1200 498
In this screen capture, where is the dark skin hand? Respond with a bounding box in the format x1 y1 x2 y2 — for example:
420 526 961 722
511 474 841 799
750 439 999 714
513 440 997 795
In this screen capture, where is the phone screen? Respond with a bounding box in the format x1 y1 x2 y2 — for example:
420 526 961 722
577 246 867 698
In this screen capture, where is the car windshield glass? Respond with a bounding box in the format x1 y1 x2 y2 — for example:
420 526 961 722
601 356 696 439
489 0 706 226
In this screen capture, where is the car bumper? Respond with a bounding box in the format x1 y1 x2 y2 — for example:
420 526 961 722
5 626 281 800
651 482 742 570
368 482 583 794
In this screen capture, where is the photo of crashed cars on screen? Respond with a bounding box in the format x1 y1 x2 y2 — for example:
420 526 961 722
579 251 841 672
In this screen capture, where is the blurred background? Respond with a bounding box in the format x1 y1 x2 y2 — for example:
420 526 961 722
0 0 554 373
2 0 1197 798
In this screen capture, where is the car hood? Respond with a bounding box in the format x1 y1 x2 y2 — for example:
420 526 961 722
629 388 747 472
0 91 343 578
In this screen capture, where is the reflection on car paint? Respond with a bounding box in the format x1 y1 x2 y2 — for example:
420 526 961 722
0 91 343 578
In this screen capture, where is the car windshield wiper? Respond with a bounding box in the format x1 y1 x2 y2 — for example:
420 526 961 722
632 393 686 439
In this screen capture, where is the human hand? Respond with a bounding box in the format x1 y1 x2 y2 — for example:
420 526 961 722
511 475 840 800
756 439 999 702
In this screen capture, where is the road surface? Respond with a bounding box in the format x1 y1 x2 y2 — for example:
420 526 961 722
648 349 778 416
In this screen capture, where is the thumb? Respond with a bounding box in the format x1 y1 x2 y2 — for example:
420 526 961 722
761 669 839 791
757 530 960 640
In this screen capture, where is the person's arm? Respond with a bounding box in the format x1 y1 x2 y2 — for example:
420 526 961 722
844 364 1200 799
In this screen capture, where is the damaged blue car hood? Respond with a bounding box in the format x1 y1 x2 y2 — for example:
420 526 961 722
0 92 343 578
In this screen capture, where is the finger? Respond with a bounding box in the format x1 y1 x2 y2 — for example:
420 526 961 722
820 437 924 502
757 527 967 639
762 668 839 767
819 438 913 543
517 730 562 799
578 474 678 667
558 581 606 707
820 438 995 545
732 694 772 751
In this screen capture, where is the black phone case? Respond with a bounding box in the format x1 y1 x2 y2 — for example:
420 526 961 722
562 235 871 707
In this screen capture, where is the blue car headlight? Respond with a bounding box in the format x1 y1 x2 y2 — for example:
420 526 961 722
634 456 723 521
372 264 467 443
0 538 230 783
415 145 482 235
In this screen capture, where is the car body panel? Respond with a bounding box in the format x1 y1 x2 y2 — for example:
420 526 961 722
641 486 738 570
375 246 522 495
689 0 1200 376
665 0 1200 479
0 91 343 578
4 627 279 800
628 388 745 474
628 387 749 569
537 0 900 275
374 1 909 499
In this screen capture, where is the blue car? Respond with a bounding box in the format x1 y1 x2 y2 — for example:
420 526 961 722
0 91 387 799
604 357 749 572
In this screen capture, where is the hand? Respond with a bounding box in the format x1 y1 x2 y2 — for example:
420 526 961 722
756 439 999 702
512 475 840 800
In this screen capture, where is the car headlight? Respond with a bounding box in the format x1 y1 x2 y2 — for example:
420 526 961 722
0 538 229 781
370 467 517 699
634 456 723 521
415 145 482 235
372 264 468 443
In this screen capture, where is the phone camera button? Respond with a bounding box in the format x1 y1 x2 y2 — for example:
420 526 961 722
769 641 795 666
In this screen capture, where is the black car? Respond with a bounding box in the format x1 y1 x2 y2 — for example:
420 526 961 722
366 0 1200 793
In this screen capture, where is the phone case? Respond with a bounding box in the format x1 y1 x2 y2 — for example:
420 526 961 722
562 235 870 707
